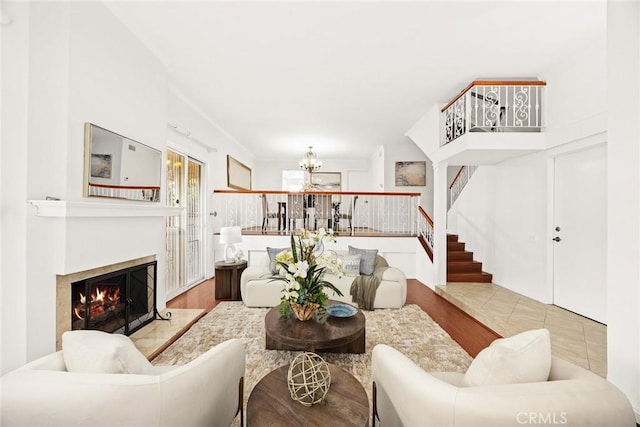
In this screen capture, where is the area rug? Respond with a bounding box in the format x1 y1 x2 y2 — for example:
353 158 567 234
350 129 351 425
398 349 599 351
153 302 472 422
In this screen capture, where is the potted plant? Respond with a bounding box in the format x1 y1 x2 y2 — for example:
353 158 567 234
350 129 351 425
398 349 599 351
273 228 344 320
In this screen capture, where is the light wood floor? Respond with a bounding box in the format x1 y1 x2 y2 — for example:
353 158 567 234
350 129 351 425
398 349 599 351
167 278 500 357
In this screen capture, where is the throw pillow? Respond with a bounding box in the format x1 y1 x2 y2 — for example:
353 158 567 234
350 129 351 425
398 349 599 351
62 330 153 374
461 328 551 387
348 245 378 275
267 247 288 275
340 254 362 277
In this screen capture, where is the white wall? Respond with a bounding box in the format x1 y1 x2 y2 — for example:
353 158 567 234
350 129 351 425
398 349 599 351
62 0 168 281
541 35 607 148
167 88 255 278
0 0 434 376
447 26 607 304
414 240 435 288
445 7 640 418
406 104 441 159
253 157 369 191
448 153 549 302
1 0 30 376
2 0 75 375
383 138 432 214
166 87 255 189
606 0 640 420
1 1 170 373
370 145 385 191
119 140 161 187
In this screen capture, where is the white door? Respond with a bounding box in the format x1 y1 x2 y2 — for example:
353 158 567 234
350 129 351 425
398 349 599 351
166 150 205 299
553 143 607 323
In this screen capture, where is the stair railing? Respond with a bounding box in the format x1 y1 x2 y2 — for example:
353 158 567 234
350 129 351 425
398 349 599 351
441 80 546 146
450 165 477 206
417 206 434 260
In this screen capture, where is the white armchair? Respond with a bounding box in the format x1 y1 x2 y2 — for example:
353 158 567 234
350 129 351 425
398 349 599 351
0 338 245 427
372 343 636 427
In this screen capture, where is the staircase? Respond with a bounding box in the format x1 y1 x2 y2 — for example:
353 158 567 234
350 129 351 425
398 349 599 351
447 234 493 282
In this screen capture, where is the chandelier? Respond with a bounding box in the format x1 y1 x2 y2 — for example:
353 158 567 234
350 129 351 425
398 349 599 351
299 146 322 173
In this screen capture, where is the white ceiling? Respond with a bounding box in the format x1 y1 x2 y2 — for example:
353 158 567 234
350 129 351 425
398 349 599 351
105 1 605 161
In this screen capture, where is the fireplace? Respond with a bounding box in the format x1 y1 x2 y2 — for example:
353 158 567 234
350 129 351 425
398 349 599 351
56 256 158 348
70 261 156 335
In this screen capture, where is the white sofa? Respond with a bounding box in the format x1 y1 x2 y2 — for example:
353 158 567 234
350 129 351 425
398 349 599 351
240 252 407 309
0 338 245 427
372 344 636 427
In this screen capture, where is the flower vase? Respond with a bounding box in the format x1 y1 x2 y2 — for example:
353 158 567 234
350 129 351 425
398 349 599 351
290 302 320 321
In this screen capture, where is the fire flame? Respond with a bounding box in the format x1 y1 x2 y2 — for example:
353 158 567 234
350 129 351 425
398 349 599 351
73 285 122 321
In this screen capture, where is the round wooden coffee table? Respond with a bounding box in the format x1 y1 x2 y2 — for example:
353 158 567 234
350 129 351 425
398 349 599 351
246 363 369 426
265 301 365 353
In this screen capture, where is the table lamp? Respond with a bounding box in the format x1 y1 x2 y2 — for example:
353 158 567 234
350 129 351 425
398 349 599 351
219 226 242 263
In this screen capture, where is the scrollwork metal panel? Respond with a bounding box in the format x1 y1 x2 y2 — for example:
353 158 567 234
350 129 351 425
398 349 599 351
442 83 545 141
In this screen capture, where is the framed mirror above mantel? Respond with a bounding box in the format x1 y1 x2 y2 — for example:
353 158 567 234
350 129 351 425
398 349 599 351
83 123 162 202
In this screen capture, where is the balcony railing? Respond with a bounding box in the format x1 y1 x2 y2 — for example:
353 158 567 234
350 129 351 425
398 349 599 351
213 190 421 236
441 80 546 146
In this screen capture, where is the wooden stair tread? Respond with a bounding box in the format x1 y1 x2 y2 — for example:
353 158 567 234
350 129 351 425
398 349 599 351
448 251 474 261
447 272 493 283
447 242 466 251
446 234 492 283
447 261 483 272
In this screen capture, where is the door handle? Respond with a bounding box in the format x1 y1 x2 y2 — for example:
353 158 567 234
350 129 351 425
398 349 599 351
552 236 561 242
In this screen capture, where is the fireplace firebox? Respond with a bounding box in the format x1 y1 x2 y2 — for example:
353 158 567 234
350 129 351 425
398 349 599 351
71 261 157 335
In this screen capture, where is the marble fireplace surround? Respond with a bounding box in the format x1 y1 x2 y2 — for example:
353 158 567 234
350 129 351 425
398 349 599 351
55 255 156 350
28 199 183 351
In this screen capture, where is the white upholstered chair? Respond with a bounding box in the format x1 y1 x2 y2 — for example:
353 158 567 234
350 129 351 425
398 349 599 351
372 342 636 427
0 337 246 427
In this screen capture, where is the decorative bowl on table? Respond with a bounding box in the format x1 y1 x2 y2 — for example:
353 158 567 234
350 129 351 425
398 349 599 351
326 303 358 318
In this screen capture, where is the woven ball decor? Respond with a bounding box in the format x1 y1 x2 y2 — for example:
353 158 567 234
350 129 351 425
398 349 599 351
287 352 331 406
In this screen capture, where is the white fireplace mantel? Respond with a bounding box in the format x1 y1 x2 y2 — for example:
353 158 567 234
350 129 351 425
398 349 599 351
29 200 184 218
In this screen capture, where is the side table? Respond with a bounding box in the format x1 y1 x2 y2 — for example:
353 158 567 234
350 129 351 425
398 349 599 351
214 260 247 300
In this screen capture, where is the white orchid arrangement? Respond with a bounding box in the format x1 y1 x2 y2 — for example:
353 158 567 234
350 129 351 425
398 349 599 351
273 228 344 316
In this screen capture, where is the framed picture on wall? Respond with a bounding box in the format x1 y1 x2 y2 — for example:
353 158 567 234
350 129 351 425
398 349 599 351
90 154 112 179
395 161 426 186
310 172 342 191
227 155 252 190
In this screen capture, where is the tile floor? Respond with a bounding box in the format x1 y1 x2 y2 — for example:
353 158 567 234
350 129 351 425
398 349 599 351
436 282 607 377
130 308 205 359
